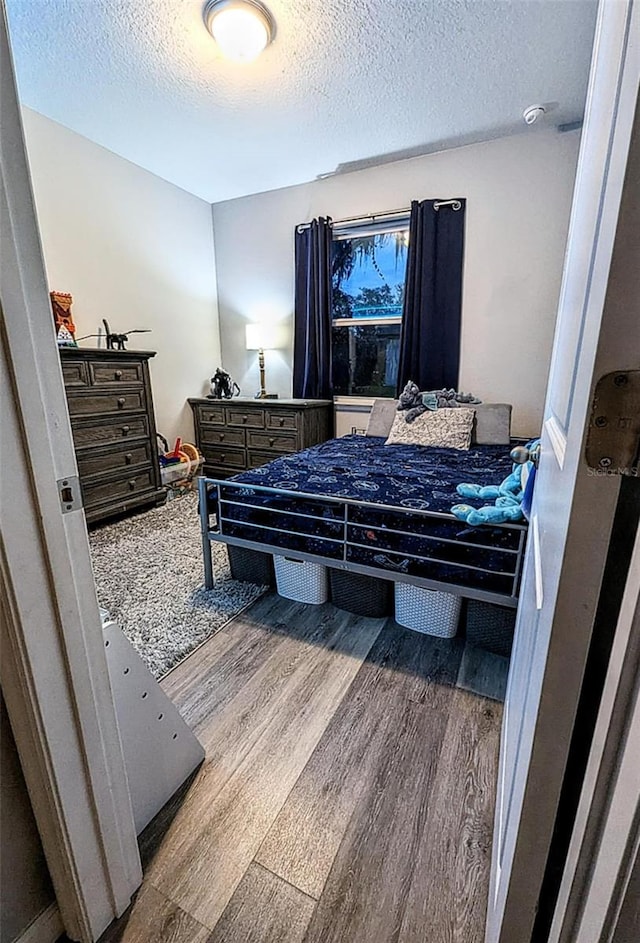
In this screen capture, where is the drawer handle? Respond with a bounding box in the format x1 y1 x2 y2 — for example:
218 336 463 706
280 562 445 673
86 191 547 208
220 454 225 461
125 453 133 464
269 437 275 446
219 433 225 440
278 418 285 426
242 415 248 423
128 479 136 490
121 425 130 435
115 370 123 380
117 397 126 408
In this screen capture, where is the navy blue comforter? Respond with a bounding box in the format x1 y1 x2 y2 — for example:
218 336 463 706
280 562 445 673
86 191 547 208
228 434 514 514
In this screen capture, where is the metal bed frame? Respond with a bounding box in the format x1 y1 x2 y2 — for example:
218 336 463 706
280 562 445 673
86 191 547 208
198 475 527 608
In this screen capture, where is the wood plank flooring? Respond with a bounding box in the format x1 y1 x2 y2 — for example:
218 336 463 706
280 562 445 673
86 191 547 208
99 593 504 943
207 863 316 943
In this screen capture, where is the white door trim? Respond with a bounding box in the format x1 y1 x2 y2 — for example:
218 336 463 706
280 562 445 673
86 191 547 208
0 6 141 941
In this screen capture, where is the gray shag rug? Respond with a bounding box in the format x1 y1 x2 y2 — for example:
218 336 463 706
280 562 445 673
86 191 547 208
89 494 266 679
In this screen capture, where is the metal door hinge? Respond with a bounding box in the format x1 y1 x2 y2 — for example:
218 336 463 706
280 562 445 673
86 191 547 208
585 371 640 476
57 475 83 513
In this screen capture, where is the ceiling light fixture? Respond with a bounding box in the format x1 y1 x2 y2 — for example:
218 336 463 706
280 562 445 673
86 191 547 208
203 0 275 62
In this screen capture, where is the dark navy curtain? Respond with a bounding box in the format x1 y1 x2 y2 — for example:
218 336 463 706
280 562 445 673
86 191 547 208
293 217 333 399
396 199 466 394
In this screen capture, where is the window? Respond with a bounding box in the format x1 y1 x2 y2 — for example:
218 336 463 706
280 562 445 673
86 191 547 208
331 217 409 397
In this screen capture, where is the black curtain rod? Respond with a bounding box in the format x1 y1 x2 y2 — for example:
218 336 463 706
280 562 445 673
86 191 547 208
296 200 461 232
332 207 410 227
296 208 407 232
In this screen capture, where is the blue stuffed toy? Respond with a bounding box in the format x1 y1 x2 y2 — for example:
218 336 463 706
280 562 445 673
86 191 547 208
451 439 539 526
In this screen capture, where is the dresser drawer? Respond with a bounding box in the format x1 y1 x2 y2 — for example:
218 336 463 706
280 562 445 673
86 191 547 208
247 450 284 470
226 407 265 429
67 389 146 417
201 446 246 469
61 360 89 387
82 467 156 509
247 431 297 453
198 404 226 426
76 441 153 479
89 361 144 386
72 416 149 447
265 409 299 432
200 427 245 448
202 464 238 480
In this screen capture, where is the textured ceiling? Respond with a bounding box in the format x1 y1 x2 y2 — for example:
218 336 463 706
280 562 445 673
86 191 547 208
6 0 598 203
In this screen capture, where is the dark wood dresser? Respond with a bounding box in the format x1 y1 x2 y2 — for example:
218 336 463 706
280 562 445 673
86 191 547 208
188 398 333 477
61 348 165 524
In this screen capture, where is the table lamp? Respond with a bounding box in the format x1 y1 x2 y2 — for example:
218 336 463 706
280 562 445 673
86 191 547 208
245 322 285 399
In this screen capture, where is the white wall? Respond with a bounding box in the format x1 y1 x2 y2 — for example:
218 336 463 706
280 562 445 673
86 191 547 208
22 107 221 444
212 130 580 437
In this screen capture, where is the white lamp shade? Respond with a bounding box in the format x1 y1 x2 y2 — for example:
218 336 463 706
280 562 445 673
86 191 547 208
246 322 287 350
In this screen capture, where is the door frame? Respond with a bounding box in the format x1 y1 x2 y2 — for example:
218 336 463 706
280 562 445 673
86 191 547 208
550 528 640 942
0 5 141 942
1 1 637 942
487 0 639 938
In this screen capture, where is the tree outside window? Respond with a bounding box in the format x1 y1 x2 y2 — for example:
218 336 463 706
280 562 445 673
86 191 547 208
331 224 409 397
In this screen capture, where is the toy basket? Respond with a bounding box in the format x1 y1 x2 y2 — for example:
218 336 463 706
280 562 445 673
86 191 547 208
158 437 203 495
160 456 203 486
274 556 328 605
464 600 516 657
329 569 393 617
228 546 275 587
395 583 461 637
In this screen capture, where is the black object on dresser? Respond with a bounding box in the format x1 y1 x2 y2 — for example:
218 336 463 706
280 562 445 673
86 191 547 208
188 397 333 477
61 348 165 524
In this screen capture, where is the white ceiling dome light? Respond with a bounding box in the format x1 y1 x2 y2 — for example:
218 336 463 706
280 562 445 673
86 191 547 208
203 0 275 62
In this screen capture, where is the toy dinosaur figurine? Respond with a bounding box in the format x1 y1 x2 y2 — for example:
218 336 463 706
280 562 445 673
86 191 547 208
397 380 481 423
101 319 151 350
76 319 151 349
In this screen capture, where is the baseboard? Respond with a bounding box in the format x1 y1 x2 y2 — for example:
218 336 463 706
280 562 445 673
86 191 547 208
14 903 64 943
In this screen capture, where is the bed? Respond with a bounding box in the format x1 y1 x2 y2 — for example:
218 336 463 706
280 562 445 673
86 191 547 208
197 433 527 607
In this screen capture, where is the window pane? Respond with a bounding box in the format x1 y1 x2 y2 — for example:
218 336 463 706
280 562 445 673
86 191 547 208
332 231 408 320
332 323 401 397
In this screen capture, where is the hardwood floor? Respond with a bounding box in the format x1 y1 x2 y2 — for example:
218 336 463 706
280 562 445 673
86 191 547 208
100 594 504 943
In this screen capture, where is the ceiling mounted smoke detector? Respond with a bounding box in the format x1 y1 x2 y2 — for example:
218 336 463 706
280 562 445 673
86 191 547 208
203 0 275 62
523 104 547 126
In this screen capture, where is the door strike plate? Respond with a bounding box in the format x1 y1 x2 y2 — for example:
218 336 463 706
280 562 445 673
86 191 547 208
585 371 640 476
57 475 83 513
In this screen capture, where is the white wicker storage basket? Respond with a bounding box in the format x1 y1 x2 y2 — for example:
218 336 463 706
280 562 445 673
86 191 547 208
274 555 328 604
395 583 461 637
